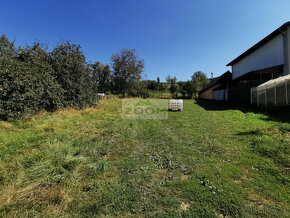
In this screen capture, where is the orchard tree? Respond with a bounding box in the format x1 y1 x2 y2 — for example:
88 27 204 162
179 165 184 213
156 76 163 91
166 75 177 84
178 81 195 99
18 43 65 111
111 49 144 97
166 75 179 98
50 41 96 108
0 35 30 119
147 80 158 90
90 61 111 93
0 37 65 119
0 35 99 120
191 71 209 97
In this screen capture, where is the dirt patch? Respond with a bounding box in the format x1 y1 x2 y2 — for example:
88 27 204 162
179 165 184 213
0 122 19 131
181 174 190 181
249 193 275 208
180 202 190 211
234 179 242 184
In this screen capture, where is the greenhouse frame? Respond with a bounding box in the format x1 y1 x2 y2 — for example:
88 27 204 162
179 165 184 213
251 74 290 106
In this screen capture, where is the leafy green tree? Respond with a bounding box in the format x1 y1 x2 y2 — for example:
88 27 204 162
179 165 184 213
0 36 65 120
90 61 111 93
166 75 178 98
18 43 64 111
147 80 158 90
0 36 99 120
166 75 177 84
157 76 160 85
50 41 96 108
170 83 179 98
178 81 195 99
0 35 29 119
191 71 209 97
127 81 148 98
156 76 166 91
111 49 144 97
142 77 166 92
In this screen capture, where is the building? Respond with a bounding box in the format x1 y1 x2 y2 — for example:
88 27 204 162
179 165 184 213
251 73 290 106
199 71 232 100
227 22 290 103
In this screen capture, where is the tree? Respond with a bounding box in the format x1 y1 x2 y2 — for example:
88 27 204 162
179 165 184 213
169 83 179 98
0 35 99 120
111 49 144 97
178 81 195 99
90 61 111 93
0 36 66 120
166 75 177 84
157 76 160 85
0 35 30 119
156 76 166 91
147 80 158 90
166 75 179 98
50 41 96 108
127 81 148 98
18 43 65 112
191 71 209 97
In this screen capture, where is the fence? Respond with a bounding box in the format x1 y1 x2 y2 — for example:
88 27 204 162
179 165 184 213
251 74 290 106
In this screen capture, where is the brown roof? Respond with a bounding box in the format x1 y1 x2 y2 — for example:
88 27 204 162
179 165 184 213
199 77 219 94
199 71 232 94
227 22 290 66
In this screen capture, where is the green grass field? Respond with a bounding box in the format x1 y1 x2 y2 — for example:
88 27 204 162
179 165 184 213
0 99 289 217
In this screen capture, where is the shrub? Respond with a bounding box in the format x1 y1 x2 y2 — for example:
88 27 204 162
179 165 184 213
0 35 97 120
0 35 42 119
50 41 96 108
18 43 65 112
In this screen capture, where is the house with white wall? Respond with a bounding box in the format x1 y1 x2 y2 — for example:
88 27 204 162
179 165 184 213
199 71 232 101
226 22 290 103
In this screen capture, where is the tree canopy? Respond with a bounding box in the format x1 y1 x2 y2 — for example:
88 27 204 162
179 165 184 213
111 49 144 97
90 61 111 93
0 35 97 120
0 33 212 120
191 71 210 97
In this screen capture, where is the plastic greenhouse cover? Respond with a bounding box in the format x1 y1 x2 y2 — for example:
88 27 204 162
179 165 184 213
257 74 290 88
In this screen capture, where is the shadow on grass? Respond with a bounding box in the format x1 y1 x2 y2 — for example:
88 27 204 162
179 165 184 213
195 98 290 123
235 130 263 136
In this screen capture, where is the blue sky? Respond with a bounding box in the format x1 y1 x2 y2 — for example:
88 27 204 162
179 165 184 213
1 0 290 81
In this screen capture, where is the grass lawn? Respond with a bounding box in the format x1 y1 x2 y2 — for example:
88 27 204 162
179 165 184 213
0 98 289 217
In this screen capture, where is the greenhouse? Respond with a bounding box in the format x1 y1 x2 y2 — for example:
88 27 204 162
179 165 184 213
251 74 290 106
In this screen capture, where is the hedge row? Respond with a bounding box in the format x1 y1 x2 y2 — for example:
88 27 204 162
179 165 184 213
0 35 97 120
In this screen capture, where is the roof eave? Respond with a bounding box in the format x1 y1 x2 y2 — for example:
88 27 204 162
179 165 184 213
226 22 290 66
198 71 232 94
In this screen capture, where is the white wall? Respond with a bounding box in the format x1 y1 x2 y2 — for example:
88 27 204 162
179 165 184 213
232 34 285 79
